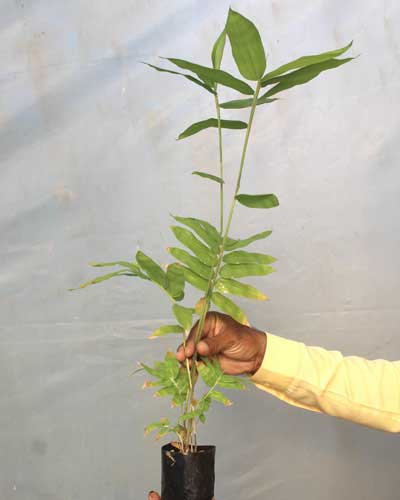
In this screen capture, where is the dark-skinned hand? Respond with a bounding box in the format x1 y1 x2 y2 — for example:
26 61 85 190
176 311 267 375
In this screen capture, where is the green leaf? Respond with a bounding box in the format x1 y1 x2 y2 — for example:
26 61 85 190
261 41 353 81
136 251 167 289
197 360 220 387
223 250 276 265
209 389 232 406
144 418 170 436
225 8 266 80
236 193 279 209
220 263 275 279
199 413 206 424
192 171 224 184
215 278 267 301
178 265 209 292
69 270 135 290
179 409 203 422
219 95 278 109
171 226 216 266
172 304 194 331
218 374 247 390
178 118 247 140
225 230 272 251
163 351 181 379
166 263 185 301
90 260 139 271
149 324 185 339
143 62 216 94
167 247 213 280
172 215 221 249
165 57 254 95
211 29 226 70
211 292 249 325
261 58 354 96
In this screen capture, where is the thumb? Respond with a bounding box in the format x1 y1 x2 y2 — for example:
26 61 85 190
197 334 234 357
148 492 160 500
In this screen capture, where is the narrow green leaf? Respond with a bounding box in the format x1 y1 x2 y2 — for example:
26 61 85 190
90 261 139 271
211 292 249 325
192 171 224 184
136 251 167 289
172 215 221 248
261 41 353 81
167 247 213 280
225 230 272 251
170 226 216 266
197 360 220 387
165 57 254 95
144 418 170 436
178 265 209 292
219 95 278 109
149 324 185 339
143 62 216 94
211 29 226 70
69 270 135 290
178 118 247 140
179 409 203 422
215 278 267 300
236 193 279 209
261 58 354 95
225 8 266 80
209 389 232 406
163 351 181 379
223 250 276 265
172 304 194 331
218 374 247 390
220 263 275 279
166 263 185 301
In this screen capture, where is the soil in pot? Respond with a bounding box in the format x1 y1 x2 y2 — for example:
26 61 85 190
161 443 216 500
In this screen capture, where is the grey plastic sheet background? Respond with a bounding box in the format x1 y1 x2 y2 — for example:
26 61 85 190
1 1 400 499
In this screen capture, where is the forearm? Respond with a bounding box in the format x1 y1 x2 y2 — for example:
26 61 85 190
251 333 400 432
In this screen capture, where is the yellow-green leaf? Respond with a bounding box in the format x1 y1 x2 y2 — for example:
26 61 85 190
166 263 185 301
170 226 216 266
136 251 167 289
177 265 209 292
69 270 135 291
236 193 279 209
172 215 221 248
167 247 213 280
149 325 185 339
220 264 275 279
178 118 247 140
172 304 194 331
211 292 249 325
215 278 267 300
209 389 232 406
225 230 272 251
225 8 266 80
223 250 276 265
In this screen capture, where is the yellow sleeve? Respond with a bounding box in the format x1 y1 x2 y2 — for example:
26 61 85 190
251 333 400 432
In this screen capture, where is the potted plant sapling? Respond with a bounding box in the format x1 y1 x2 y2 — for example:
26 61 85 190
71 8 354 500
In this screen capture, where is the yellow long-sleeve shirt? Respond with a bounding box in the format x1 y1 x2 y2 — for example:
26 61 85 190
251 333 400 433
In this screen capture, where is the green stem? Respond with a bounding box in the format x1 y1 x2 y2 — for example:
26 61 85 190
214 93 224 235
184 81 262 451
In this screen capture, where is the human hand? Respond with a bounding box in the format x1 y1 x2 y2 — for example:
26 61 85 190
176 311 267 375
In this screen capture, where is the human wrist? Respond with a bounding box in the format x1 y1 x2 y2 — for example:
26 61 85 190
248 328 267 375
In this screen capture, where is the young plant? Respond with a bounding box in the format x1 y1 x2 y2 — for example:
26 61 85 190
71 9 353 455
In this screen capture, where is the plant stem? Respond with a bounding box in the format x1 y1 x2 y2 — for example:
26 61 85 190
214 93 224 235
183 81 262 451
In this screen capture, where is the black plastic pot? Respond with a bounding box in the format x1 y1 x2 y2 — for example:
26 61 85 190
161 443 216 500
